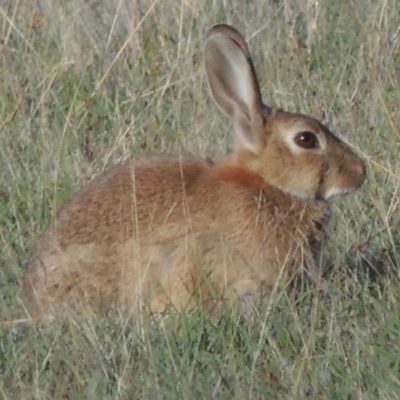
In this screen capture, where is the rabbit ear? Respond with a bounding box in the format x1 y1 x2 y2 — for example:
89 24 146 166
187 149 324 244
204 25 265 154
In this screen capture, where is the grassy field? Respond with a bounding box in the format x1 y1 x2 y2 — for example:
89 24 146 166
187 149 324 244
0 0 399 398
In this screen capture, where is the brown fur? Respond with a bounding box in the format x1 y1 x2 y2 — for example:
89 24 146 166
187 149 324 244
23 25 366 320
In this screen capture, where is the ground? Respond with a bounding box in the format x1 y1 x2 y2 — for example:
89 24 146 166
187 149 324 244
0 0 399 398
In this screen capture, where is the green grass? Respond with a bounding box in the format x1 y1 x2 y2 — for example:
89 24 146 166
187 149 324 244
0 0 399 398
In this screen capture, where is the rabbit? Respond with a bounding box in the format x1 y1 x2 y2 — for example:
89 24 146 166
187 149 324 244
23 24 366 320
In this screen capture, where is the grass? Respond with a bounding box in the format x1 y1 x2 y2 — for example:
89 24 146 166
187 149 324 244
0 0 399 398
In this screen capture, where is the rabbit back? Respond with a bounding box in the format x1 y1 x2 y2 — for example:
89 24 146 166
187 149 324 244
23 156 210 317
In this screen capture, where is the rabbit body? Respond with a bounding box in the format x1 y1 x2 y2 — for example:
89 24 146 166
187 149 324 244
24 155 328 317
23 25 365 319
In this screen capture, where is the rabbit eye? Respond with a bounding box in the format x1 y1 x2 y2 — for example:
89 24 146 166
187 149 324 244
294 131 319 149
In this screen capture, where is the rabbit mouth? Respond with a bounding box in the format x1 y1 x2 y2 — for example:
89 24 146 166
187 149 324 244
322 184 363 200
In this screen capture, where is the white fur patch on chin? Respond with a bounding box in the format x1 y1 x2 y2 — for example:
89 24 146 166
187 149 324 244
283 187 316 200
323 185 352 199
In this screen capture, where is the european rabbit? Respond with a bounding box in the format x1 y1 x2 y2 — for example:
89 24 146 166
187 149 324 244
23 24 366 320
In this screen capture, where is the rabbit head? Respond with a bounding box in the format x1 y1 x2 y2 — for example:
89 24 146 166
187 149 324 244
204 24 366 200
